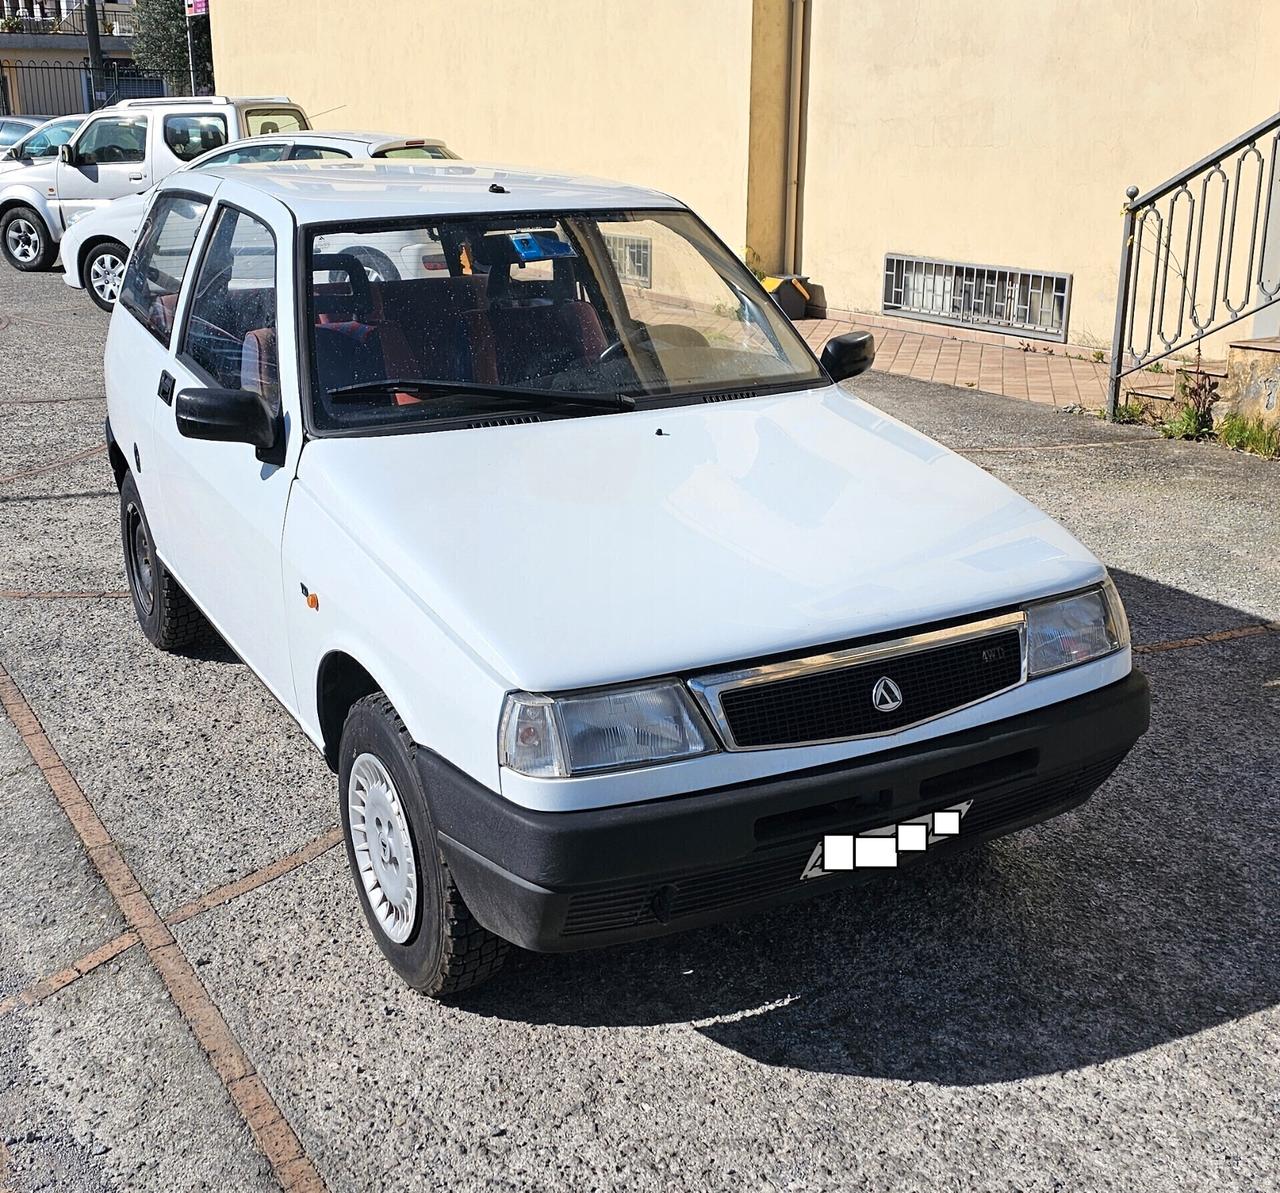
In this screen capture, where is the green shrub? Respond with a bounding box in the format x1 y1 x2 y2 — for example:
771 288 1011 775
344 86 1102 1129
1161 370 1219 439
1217 413 1280 459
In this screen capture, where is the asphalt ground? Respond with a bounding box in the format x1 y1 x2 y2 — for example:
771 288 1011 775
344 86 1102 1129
1 265 1278 1192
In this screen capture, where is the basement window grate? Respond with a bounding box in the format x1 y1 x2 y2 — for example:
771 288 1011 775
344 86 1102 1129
883 253 1072 341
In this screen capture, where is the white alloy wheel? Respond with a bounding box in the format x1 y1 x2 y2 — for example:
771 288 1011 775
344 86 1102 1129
5 217 41 264
89 248 126 304
348 752 419 944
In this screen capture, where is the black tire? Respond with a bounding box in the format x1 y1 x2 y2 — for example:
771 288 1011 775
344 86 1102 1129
339 693 508 997
83 239 129 312
1 205 56 271
119 471 211 651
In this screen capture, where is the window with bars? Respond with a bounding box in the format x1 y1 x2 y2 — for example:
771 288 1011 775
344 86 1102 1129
883 253 1071 341
604 233 652 288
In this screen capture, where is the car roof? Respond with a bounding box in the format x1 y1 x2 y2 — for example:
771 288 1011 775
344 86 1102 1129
179 160 683 222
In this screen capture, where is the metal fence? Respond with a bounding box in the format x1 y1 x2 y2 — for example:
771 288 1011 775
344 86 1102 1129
882 252 1072 342
0 9 136 37
1107 111 1280 416
0 58 194 116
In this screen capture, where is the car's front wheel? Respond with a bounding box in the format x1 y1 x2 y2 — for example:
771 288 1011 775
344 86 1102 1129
84 240 129 311
339 693 508 997
1 205 56 271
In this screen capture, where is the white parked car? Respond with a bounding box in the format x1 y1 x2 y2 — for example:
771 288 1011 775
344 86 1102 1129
61 131 458 309
0 95 308 274
103 161 1149 996
0 113 87 175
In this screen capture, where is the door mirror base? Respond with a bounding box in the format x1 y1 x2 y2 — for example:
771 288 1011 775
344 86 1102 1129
175 386 285 467
821 331 876 382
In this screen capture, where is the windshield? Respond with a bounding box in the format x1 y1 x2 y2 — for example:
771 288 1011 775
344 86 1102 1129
13 116 80 159
305 209 822 431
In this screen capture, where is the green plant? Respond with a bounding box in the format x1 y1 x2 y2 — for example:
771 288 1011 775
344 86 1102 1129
1091 349 1106 363
1217 413 1280 459
1145 361 1165 373
0 13 22 32
1110 398 1149 425
742 245 767 283
1160 366 1219 439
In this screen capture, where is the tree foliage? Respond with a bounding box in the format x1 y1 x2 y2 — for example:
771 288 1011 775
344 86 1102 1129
130 0 214 93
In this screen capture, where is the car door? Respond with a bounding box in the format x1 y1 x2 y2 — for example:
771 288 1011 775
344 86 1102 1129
56 112 152 229
107 187 214 517
148 189 302 707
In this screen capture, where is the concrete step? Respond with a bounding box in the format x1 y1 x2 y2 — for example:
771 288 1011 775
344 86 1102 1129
1217 338 1280 424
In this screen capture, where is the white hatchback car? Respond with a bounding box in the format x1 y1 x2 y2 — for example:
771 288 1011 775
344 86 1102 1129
103 161 1149 996
61 131 457 309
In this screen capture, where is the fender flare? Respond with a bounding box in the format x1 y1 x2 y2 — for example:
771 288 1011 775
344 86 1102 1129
0 184 60 243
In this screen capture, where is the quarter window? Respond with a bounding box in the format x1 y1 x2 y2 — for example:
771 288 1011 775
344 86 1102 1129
182 207 279 403
75 116 147 166
163 114 228 162
288 145 351 161
118 194 209 344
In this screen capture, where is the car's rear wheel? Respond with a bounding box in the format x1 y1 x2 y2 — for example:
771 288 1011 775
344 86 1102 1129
1 206 56 271
84 240 128 311
119 471 211 651
339 693 508 997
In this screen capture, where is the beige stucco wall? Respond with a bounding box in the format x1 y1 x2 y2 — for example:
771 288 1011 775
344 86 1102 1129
801 0 1280 345
209 0 758 250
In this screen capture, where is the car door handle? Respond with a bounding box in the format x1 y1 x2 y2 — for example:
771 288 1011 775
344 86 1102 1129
157 371 175 406
129 173 144 181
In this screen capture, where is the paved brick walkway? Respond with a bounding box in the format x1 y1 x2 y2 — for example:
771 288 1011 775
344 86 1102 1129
796 314 1140 409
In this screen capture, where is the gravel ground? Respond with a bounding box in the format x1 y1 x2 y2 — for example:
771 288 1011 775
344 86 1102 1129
1 266 1277 1192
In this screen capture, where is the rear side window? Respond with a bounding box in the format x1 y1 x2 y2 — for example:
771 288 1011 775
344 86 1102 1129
194 141 290 168
164 114 228 162
182 207 279 402
288 145 351 161
119 194 209 345
244 108 306 136
75 115 148 165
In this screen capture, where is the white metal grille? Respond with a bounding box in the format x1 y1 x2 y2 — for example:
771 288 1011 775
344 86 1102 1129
883 253 1072 341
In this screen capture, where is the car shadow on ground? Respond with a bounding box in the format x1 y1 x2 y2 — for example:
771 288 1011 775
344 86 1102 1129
464 572 1279 1086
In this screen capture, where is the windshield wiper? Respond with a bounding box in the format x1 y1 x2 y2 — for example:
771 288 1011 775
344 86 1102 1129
328 378 636 412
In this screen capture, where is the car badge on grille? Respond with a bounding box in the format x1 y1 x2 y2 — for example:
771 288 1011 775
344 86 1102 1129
871 676 903 712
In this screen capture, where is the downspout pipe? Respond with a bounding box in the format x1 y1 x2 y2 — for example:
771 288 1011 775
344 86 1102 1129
783 0 807 275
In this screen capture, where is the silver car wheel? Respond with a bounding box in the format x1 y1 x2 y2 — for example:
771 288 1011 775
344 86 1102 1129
348 752 419 944
89 251 126 304
5 218 40 264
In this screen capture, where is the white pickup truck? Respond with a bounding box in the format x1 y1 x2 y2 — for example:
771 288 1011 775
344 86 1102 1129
0 95 307 272
104 161 1149 996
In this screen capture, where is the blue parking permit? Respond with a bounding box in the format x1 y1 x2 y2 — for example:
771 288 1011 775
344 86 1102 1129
509 232 577 262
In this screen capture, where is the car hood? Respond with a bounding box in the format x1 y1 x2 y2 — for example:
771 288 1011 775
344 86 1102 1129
296 386 1106 691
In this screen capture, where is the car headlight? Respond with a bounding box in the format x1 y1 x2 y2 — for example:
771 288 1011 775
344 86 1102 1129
500 681 718 777
1027 578 1130 677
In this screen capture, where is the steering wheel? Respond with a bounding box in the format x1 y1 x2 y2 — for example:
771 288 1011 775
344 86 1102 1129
599 323 710 365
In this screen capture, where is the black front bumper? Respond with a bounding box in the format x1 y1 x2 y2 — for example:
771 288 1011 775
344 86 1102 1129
422 672 1149 952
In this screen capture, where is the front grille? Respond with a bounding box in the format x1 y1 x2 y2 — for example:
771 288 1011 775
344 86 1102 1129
719 628 1022 749
559 751 1125 938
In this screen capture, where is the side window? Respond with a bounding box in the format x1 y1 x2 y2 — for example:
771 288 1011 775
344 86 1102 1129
244 109 306 136
194 141 289 169
182 207 279 403
118 194 209 344
20 119 77 159
377 146 454 160
0 123 19 148
75 116 148 166
163 114 228 163
287 145 351 161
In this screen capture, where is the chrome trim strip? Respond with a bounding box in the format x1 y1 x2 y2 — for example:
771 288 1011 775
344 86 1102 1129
688 611 1028 752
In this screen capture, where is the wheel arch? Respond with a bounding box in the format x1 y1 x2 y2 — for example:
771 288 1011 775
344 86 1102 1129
316 650 384 771
78 234 129 285
104 418 128 489
0 188 56 236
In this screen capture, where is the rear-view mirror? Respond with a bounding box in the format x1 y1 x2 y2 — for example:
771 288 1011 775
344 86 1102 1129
175 386 283 466
821 331 876 382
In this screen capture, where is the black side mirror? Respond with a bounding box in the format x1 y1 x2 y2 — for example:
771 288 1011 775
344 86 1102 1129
175 387 284 466
821 331 876 382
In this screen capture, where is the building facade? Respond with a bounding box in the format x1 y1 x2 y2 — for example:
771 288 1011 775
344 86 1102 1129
208 0 1280 348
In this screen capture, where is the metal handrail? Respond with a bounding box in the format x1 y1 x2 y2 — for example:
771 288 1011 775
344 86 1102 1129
1106 111 1280 417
